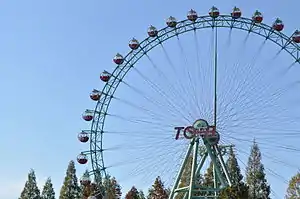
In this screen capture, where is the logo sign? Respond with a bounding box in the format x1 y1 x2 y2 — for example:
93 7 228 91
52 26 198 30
174 119 216 140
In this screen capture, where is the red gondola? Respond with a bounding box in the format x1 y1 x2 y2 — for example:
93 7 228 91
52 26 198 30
129 38 140 50
231 7 242 19
292 30 300 43
209 6 219 18
252 10 263 23
82 110 93 121
187 9 198 22
166 16 177 28
148 26 158 37
78 131 89 143
77 154 88 164
113 53 124 65
90 89 101 101
272 18 284 31
100 71 111 82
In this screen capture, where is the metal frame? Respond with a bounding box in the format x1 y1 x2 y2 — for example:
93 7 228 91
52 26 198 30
168 137 233 199
83 14 300 183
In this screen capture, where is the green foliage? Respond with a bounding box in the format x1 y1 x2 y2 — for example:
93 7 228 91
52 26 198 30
203 161 214 187
202 161 216 197
219 184 248 199
20 169 41 199
125 186 140 199
138 190 146 199
41 177 56 199
175 154 193 199
245 140 270 199
219 147 248 199
147 176 169 199
103 176 122 199
285 172 300 199
59 160 81 199
226 147 243 185
81 170 93 199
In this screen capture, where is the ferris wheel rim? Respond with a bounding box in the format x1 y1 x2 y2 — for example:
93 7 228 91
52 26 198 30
85 13 300 180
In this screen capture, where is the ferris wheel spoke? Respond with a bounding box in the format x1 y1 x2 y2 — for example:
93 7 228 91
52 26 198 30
176 36 202 117
125 151 180 184
103 136 178 150
131 67 195 120
194 30 216 120
104 129 175 137
104 139 182 162
106 114 180 128
159 43 193 102
223 143 300 170
227 97 298 126
225 122 300 136
218 41 268 111
241 40 267 79
221 137 298 180
266 168 289 184
238 49 282 95
212 34 245 123
219 138 294 194
245 61 298 102
143 53 193 116
108 109 187 127
227 64 288 112
193 30 217 121
220 137 296 171
224 134 300 153
220 47 298 117
224 112 298 130
120 81 191 123
113 140 184 186
193 31 205 113
112 97 182 123
219 82 300 127
237 147 291 184
107 132 179 145
217 33 250 109
221 128 300 142
103 143 185 174
158 43 200 119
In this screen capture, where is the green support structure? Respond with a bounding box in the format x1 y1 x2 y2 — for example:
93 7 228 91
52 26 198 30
169 136 233 199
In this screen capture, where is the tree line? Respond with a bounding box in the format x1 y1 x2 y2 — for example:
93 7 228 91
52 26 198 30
19 141 300 199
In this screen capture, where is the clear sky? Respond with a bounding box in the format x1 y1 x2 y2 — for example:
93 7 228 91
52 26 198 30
0 0 299 199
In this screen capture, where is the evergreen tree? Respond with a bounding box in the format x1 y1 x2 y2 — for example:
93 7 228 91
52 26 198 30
148 176 169 199
175 155 193 199
20 169 41 199
226 147 243 185
202 161 216 197
41 177 56 199
126 186 140 199
103 176 122 199
245 140 270 199
59 160 81 199
80 170 92 199
285 171 300 199
138 190 146 199
203 161 214 187
219 147 248 199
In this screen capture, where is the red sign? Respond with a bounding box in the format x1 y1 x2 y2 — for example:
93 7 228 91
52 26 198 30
174 126 216 140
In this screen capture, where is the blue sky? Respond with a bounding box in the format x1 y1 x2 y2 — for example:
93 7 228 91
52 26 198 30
0 0 299 198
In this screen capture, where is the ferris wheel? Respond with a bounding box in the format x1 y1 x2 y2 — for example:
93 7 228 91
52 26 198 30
77 6 300 198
